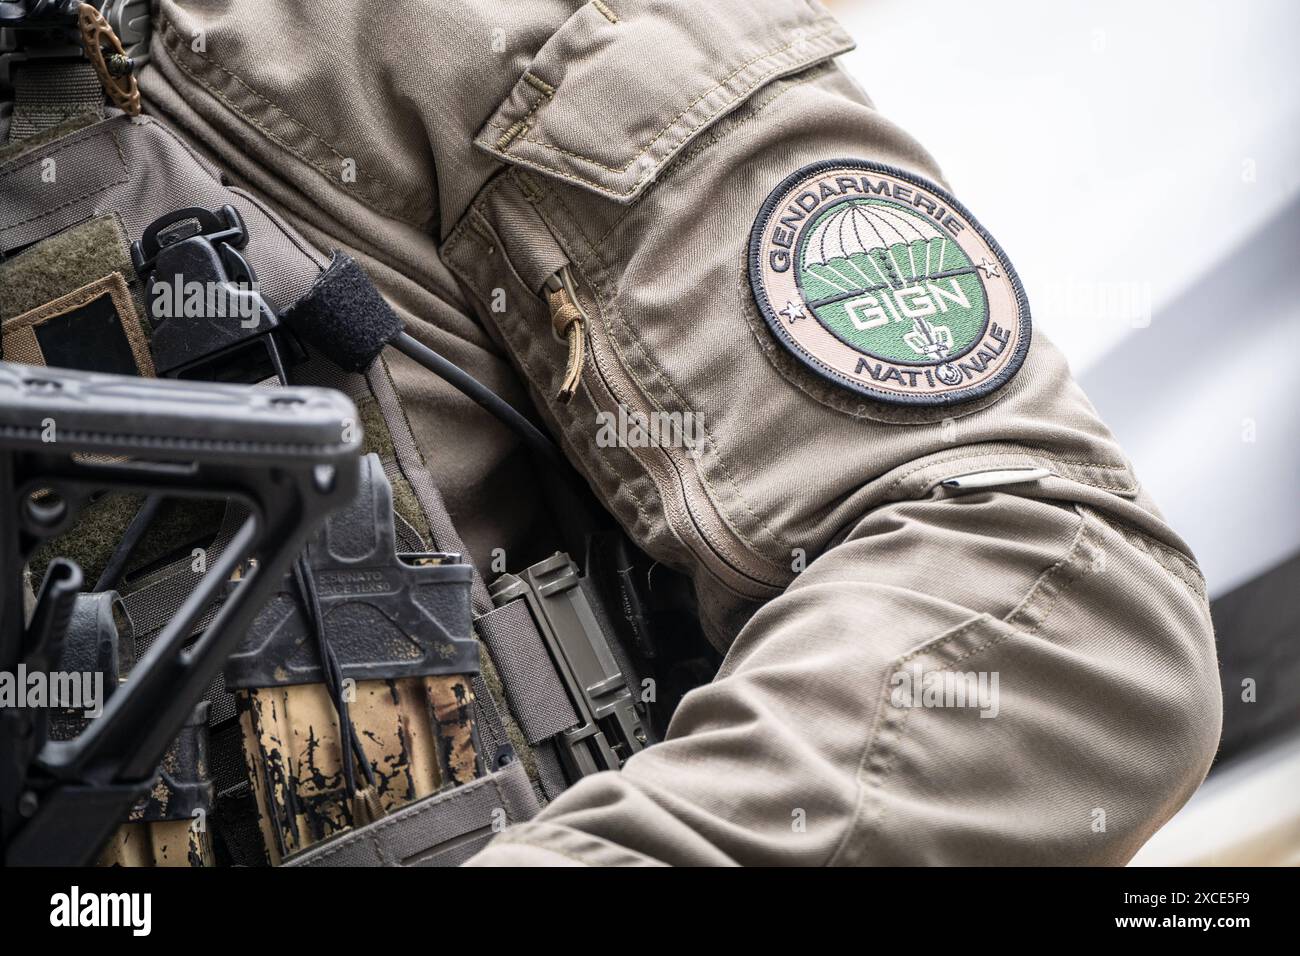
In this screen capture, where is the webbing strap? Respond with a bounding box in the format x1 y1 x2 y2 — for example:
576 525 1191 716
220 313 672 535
475 599 579 744
283 758 540 867
7 62 104 143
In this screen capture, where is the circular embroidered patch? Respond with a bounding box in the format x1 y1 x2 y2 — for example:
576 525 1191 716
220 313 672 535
748 159 1031 406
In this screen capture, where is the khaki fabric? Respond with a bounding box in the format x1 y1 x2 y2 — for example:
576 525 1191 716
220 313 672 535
132 0 1221 865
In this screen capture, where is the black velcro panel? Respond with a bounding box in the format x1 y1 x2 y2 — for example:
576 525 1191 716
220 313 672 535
281 252 403 372
34 291 139 375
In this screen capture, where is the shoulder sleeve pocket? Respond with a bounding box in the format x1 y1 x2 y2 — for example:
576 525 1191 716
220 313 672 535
473 0 854 203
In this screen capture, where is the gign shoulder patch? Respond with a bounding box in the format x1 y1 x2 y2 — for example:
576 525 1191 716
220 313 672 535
748 159 1031 406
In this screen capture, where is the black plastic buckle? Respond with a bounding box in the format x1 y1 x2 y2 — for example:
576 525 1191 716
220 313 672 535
130 205 302 383
489 553 649 778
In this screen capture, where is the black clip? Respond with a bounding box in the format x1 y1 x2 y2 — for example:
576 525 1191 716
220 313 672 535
130 205 301 383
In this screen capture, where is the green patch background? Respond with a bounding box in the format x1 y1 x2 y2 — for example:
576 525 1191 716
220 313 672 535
796 199 988 363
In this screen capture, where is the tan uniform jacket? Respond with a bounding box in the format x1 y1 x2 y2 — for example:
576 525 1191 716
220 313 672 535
126 0 1219 865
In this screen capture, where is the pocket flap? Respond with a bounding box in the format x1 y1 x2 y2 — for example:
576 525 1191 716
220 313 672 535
473 0 854 203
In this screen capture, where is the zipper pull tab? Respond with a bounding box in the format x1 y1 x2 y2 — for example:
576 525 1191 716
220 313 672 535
545 267 586 404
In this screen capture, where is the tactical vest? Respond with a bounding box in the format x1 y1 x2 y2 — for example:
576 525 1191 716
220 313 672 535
0 2 711 867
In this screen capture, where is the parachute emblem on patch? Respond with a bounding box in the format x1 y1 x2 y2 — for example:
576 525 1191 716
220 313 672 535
748 159 1031 406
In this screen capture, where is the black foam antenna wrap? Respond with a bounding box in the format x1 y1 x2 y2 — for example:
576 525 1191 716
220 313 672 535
282 252 404 372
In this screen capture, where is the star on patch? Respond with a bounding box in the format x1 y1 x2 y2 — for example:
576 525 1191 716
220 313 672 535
779 300 808 324
977 257 1001 279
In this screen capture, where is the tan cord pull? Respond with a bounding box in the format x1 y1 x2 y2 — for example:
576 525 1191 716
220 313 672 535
547 284 585 404
78 2 141 116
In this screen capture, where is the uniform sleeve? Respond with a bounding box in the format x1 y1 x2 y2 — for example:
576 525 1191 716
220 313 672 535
447 4 1222 866
469 491 1220 866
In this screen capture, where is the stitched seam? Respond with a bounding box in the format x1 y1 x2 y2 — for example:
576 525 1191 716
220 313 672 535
1101 516 1206 600
0 122 120 176
483 27 845 197
664 68 819 172
1005 507 1095 633
490 772 507 821
883 449 1134 499
446 178 777 587
1133 538 1205 599
5 273 154 376
158 20 419 222
442 174 509 259
496 121 527 152
567 368 657 540
462 201 536 297
826 507 1092 866
497 73 556 150
225 186 329 270
486 25 840 176
825 615 986 867
857 512 1091 865
491 42 832 191
574 70 810 270
0 129 128 233
0 111 101 166
474 151 631 202
561 318 691 556
522 71 556 97
161 20 399 193
300 773 512 864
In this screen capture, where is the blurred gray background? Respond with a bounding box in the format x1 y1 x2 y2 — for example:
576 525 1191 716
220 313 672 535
829 0 1300 864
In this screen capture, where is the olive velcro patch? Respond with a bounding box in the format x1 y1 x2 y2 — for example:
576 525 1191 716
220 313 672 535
749 159 1030 406
2 272 154 377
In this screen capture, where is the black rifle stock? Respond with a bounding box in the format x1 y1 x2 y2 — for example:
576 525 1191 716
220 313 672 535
0 360 361 864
